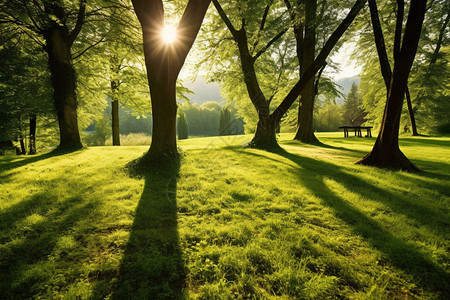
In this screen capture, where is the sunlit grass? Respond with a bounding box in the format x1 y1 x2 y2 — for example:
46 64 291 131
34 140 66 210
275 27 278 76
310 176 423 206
0 133 448 299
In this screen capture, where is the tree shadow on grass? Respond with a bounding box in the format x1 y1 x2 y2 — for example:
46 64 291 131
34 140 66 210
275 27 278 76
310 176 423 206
281 139 370 157
111 159 184 299
238 148 449 298
0 192 98 298
0 150 81 182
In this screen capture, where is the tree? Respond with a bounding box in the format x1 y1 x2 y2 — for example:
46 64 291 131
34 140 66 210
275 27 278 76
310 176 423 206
0 31 53 154
342 83 363 125
177 111 189 140
131 0 211 159
356 0 427 172
212 0 367 149
103 1 148 146
0 0 114 151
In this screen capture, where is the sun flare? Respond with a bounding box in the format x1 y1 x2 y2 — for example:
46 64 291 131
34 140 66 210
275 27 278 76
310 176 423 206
161 25 177 44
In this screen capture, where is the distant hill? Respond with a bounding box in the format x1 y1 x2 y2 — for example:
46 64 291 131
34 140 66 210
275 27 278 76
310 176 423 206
183 75 359 106
183 77 223 105
335 75 360 104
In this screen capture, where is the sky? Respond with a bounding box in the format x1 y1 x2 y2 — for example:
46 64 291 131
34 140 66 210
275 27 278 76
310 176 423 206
328 42 362 80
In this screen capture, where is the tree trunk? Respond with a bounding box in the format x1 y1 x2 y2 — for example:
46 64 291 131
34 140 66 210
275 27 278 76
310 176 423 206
111 95 120 146
234 30 276 149
249 115 279 150
29 114 37 154
357 0 427 172
147 71 178 157
405 86 419 136
18 122 26 155
132 0 211 160
294 0 319 144
272 0 366 124
45 26 83 151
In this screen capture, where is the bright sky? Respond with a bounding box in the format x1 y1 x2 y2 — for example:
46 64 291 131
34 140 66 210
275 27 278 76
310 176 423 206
328 42 362 80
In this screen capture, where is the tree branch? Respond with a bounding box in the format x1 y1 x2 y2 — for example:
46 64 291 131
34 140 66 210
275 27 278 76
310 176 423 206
252 0 274 53
212 0 238 38
68 0 87 46
254 28 288 61
394 0 404 60
72 36 106 60
368 0 392 90
21 0 44 33
271 0 367 122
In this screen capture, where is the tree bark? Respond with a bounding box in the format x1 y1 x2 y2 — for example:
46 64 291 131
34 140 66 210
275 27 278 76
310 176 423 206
357 0 427 172
18 121 26 155
29 114 37 154
45 26 83 151
405 86 419 136
111 79 120 146
293 0 319 144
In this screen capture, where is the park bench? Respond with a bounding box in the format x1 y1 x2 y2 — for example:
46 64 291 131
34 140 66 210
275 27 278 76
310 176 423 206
339 126 373 138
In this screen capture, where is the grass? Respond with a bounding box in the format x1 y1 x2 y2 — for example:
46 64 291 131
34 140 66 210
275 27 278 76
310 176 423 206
0 132 448 299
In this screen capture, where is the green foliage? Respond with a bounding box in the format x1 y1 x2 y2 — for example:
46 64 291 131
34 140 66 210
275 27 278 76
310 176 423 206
0 32 53 144
219 107 231 136
83 116 112 146
314 103 343 132
179 102 244 137
178 111 189 140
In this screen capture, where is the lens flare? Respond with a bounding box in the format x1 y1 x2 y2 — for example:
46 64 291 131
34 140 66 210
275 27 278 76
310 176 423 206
161 25 177 44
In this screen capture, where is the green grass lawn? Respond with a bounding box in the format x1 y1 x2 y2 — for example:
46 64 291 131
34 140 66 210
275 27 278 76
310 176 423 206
0 133 449 299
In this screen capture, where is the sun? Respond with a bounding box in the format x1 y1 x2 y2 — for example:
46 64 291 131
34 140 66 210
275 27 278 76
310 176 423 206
161 25 177 44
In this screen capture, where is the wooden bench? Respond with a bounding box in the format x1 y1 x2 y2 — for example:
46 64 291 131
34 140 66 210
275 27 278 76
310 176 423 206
339 126 373 138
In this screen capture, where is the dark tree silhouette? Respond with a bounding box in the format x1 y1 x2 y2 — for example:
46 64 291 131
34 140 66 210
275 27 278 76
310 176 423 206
356 0 427 172
131 0 211 159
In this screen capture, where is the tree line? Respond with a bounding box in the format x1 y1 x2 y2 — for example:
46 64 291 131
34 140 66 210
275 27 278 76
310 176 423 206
1 0 448 172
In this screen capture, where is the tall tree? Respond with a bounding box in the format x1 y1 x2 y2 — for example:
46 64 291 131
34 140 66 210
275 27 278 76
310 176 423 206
283 0 320 143
0 0 111 151
213 0 366 149
131 0 211 159
356 0 427 172
0 31 52 154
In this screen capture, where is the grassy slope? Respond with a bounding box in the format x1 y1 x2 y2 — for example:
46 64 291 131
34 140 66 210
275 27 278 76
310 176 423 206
0 133 448 299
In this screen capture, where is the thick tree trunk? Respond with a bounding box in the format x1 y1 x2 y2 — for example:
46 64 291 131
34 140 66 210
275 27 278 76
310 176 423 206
132 0 211 160
29 114 37 154
405 86 419 136
234 30 277 149
357 0 427 172
147 74 178 156
45 26 83 151
357 66 420 171
294 0 319 144
249 115 279 150
111 82 121 146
